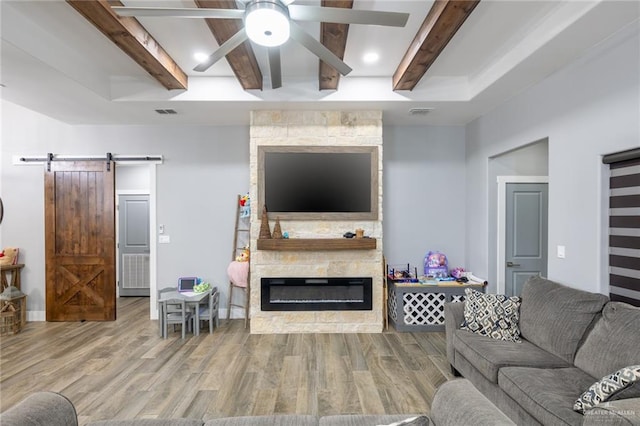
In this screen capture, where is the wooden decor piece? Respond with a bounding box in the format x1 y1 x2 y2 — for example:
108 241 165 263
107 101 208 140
1 264 24 291
257 238 377 251
272 218 283 239
259 206 272 239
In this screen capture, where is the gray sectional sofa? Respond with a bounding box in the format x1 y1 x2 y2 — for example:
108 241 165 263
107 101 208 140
445 276 640 425
1 378 515 426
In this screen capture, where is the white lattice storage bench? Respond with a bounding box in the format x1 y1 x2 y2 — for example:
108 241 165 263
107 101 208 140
387 281 486 332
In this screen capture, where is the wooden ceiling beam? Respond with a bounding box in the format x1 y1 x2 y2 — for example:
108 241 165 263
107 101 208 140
194 0 262 90
393 0 480 91
319 0 353 91
66 0 188 90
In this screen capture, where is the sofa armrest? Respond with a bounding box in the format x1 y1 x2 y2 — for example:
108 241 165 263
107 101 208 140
444 302 465 368
582 398 640 426
0 391 78 426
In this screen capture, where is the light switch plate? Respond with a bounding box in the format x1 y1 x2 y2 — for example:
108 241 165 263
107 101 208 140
159 235 170 244
557 245 565 258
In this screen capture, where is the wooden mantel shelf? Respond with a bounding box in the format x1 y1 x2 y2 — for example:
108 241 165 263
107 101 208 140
257 238 377 251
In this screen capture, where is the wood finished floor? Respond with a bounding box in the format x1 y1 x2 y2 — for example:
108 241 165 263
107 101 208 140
0 297 453 425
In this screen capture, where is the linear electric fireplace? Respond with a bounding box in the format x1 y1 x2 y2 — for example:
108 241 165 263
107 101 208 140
261 277 373 311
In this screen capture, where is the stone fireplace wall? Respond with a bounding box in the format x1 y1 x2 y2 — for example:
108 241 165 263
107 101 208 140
249 110 384 334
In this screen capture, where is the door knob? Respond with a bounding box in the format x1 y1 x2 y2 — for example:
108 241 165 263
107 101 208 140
506 261 521 267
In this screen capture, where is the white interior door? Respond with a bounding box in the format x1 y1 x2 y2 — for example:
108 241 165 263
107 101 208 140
118 194 150 296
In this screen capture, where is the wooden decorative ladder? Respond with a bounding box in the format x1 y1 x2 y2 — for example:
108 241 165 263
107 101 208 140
227 194 250 328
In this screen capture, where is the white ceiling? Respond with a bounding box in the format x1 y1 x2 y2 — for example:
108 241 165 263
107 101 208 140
1 0 638 126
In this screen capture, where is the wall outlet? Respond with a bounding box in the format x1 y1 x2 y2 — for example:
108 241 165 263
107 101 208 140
159 235 170 244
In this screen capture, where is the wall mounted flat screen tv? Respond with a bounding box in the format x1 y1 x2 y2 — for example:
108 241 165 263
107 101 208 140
258 146 378 220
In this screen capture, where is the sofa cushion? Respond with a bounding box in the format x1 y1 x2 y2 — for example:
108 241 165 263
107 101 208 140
460 289 521 342
89 420 203 426
453 329 570 383
498 367 594 426
519 276 608 363
205 415 318 426
574 302 640 382
574 365 640 414
318 415 428 426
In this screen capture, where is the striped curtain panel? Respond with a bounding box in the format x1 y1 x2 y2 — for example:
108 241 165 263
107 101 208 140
607 153 640 307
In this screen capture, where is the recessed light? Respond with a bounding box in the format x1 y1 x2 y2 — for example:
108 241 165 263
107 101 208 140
363 52 379 64
194 52 209 63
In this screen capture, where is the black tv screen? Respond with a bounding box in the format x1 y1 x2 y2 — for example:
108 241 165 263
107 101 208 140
259 146 378 220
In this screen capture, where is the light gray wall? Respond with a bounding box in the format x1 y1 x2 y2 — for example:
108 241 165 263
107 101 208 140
116 165 151 192
465 25 640 294
383 125 466 274
1 102 73 316
1 100 250 318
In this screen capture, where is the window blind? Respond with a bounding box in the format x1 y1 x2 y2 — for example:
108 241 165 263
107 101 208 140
608 156 640 306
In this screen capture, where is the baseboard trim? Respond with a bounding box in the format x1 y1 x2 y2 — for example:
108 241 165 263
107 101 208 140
27 311 46 321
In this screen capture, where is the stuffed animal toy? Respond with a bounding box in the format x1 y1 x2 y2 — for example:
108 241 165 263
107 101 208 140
0 247 19 266
239 193 251 218
235 246 250 262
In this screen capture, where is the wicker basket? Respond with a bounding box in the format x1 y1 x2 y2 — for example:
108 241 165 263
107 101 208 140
0 301 22 335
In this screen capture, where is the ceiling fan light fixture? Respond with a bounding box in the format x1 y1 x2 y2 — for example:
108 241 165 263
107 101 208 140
245 0 290 47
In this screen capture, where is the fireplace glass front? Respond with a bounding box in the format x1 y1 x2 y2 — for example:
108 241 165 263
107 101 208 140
261 277 372 311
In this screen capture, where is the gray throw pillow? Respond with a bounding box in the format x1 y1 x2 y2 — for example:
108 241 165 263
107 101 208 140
574 365 640 414
460 289 521 342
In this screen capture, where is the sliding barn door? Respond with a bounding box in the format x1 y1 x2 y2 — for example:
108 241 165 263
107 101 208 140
45 161 116 321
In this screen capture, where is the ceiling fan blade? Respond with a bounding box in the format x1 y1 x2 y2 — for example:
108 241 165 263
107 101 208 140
111 7 244 19
193 29 248 72
267 48 283 89
288 5 408 27
289 22 352 76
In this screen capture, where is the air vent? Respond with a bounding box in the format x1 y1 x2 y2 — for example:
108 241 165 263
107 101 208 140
122 254 150 289
409 108 434 116
155 109 177 115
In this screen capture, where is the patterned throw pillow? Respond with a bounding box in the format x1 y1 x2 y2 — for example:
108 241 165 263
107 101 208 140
376 416 429 426
574 365 640 414
460 288 522 342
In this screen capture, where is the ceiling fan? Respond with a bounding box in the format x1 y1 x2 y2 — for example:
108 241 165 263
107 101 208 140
111 1 409 89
